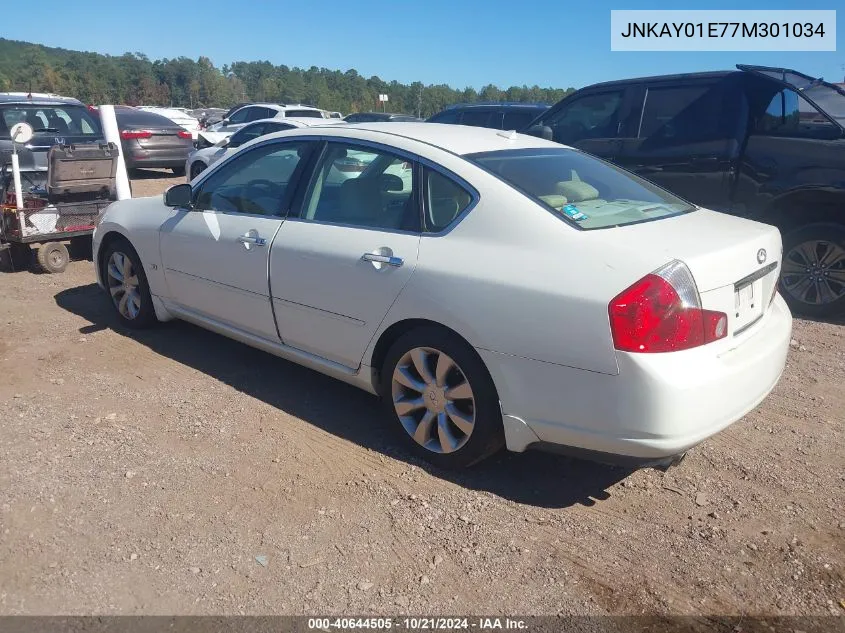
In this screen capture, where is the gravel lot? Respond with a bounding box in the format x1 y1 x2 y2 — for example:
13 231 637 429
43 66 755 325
0 169 843 617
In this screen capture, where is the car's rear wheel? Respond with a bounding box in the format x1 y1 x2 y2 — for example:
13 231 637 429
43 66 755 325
780 223 845 319
381 327 504 468
189 161 207 180
102 239 157 328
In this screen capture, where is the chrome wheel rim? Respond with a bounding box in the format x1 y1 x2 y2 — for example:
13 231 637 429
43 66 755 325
106 251 142 319
781 239 845 306
391 347 475 454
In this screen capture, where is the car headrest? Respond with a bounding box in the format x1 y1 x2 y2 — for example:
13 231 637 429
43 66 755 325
555 181 599 202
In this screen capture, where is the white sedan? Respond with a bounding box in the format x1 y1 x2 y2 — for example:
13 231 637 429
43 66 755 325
186 117 342 180
92 123 792 469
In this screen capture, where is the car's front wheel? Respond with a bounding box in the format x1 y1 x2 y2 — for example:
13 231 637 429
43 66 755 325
780 222 845 319
102 238 157 328
381 327 504 468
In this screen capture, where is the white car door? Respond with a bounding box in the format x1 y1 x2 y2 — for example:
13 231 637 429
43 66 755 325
160 139 316 339
270 142 421 368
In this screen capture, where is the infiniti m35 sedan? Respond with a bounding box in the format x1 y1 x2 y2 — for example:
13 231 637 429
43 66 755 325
92 123 791 468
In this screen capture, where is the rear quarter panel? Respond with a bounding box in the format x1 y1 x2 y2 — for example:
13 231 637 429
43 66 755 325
366 157 673 377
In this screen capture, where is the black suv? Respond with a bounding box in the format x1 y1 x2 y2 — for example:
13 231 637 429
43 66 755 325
0 93 104 172
527 65 845 318
428 102 549 131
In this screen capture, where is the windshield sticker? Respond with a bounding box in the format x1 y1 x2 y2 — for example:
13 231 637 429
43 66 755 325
560 204 589 221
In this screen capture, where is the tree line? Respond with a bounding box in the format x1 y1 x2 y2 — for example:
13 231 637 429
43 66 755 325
0 38 575 117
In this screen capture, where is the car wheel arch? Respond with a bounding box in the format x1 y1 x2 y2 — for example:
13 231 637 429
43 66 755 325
96 230 135 286
368 318 485 395
765 189 845 232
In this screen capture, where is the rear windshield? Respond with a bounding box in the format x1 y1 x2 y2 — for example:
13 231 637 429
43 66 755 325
466 148 695 229
285 110 323 118
114 108 178 128
0 104 102 139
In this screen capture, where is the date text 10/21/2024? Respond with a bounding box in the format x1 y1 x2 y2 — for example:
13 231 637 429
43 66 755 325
307 617 529 630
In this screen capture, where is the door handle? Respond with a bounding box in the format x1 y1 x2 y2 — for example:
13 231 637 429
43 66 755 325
237 235 267 246
362 252 403 267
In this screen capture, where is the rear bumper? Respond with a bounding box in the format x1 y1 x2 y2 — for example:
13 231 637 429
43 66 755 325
483 294 792 460
126 147 190 169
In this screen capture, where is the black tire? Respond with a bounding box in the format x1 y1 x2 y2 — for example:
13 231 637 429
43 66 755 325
380 326 504 469
189 161 206 180
780 222 845 319
68 236 93 261
101 238 158 329
171 165 186 177
35 242 69 274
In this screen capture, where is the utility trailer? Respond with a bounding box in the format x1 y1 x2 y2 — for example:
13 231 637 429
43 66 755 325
0 142 118 273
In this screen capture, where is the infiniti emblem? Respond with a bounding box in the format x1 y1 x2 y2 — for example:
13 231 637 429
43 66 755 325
757 248 767 264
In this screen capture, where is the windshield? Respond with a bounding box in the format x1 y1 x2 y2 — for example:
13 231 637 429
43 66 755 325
466 148 695 230
0 104 102 139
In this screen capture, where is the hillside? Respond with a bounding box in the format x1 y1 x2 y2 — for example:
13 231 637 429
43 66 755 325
0 38 574 116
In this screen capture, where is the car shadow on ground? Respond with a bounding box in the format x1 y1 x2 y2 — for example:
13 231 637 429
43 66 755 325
128 168 180 180
55 283 633 509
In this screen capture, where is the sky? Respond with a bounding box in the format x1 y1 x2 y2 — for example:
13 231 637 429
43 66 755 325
1 0 842 90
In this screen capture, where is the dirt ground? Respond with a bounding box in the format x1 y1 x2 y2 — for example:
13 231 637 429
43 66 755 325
0 169 843 618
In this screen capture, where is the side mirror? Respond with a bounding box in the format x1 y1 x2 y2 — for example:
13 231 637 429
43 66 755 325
221 118 230 126
164 183 192 208
526 125 553 141
217 136 231 148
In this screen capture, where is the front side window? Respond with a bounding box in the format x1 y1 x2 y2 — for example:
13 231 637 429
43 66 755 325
502 110 538 131
541 91 624 144
229 122 265 148
194 141 311 216
428 110 459 124
227 107 252 124
424 169 473 232
467 147 694 230
756 88 840 139
300 142 419 231
461 110 492 128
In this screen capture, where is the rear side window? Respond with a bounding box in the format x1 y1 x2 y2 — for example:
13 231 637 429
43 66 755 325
755 88 840 139
0 105 101 138
467 147 695 230
424 169 473 232
638 85 725 142
285 109 323 118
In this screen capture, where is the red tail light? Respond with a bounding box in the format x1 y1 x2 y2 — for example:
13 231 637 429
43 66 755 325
609 260 727 353
177 130 192 139
120 129 152 140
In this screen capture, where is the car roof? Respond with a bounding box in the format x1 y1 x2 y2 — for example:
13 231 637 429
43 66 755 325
579 70 737 90
0 93 84 106
442 102 549 110
248 117 344 127
264 121 561 156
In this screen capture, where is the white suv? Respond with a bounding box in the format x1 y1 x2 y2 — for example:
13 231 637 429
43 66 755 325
207 103 325 135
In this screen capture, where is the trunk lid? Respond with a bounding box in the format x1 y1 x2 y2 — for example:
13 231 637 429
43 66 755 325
136 128 187 150
598 209 782 339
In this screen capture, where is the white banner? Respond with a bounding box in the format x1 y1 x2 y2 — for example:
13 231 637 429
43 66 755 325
611 10 836 51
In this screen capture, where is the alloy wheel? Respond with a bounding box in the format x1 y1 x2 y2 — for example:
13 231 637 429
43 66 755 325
391 347 475 454
106 251 142 319
781 239 845 306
